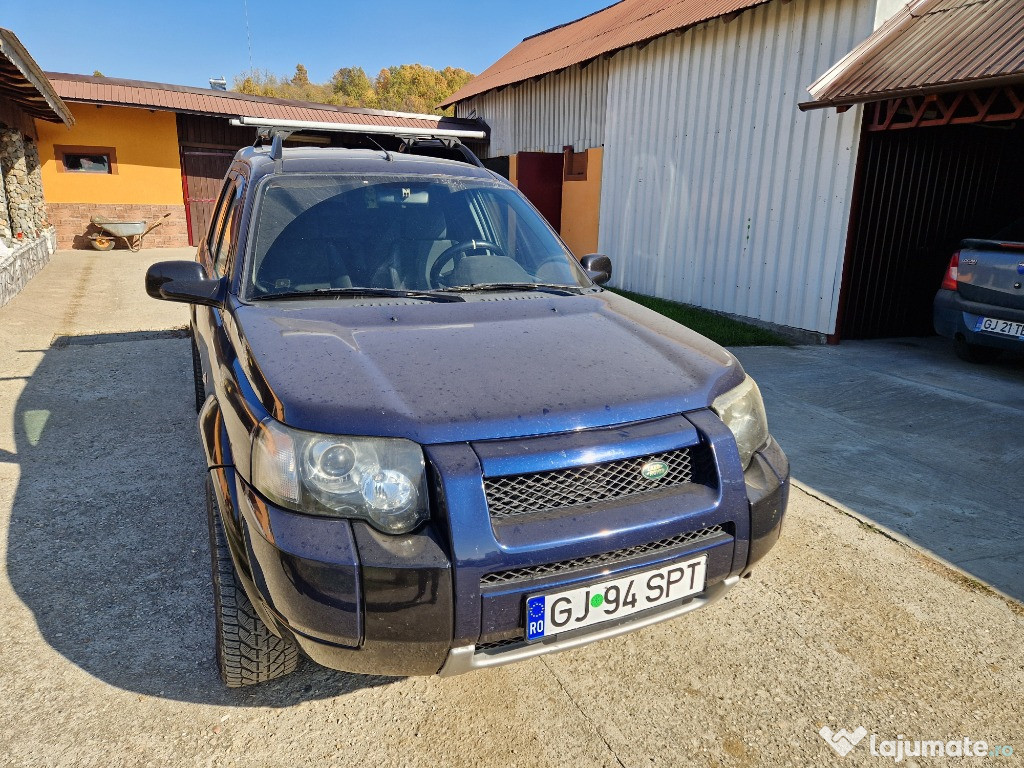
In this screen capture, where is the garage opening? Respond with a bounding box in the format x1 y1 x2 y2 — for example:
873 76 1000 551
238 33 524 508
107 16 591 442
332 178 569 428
840 111 1024 340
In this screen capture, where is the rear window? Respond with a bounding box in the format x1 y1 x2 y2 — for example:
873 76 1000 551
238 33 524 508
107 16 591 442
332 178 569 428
244 174 587 297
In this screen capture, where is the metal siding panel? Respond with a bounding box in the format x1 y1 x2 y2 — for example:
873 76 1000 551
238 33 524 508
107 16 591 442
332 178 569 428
455 58 610 157
600 0 875 334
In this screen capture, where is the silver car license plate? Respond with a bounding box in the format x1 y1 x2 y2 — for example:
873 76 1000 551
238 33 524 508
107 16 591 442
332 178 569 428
975 316 1024 338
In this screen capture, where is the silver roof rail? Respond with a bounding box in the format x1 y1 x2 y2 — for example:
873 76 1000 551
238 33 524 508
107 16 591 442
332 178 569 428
230 116 488 163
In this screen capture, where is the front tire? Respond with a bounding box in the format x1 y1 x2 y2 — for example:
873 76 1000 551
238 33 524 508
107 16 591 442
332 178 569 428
206 478 299 687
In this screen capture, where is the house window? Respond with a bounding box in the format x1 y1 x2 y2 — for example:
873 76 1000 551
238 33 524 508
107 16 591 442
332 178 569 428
563 146 588 181
55 146 117 174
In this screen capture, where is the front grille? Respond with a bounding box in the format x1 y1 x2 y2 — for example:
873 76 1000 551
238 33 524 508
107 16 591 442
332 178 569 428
484 445 713 519
479 524 727 587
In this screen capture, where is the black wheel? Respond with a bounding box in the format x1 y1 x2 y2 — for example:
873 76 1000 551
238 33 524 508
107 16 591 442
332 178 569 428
190 333 206 414
206 478 299 687
954 337 1002 364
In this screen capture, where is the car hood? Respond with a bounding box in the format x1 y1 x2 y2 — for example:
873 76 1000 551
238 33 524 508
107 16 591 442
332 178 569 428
232 291 745 444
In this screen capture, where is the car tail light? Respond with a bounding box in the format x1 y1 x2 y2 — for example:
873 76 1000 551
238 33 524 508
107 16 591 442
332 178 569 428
940 251 959 291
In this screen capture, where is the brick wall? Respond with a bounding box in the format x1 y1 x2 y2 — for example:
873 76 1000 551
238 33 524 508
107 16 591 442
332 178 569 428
47 202 190 249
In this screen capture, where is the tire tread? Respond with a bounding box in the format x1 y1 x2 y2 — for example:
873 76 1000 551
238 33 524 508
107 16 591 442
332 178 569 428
206 479 299 687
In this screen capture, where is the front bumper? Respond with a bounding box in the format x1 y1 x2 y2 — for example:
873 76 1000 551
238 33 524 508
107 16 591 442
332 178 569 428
439 575 740 675
212 410 789 677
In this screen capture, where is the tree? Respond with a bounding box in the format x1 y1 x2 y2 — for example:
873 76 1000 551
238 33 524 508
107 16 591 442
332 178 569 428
370 64 474 115
234 69 284 98
331 67 374 107
291 64 310 88
231 63 474 115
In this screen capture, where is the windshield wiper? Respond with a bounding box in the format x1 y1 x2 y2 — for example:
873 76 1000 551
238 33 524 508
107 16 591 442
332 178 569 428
437 282 581 296
253 287 465 303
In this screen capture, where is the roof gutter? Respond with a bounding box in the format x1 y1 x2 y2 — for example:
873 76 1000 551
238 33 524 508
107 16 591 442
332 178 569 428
231 116 487 140
801 0 939 109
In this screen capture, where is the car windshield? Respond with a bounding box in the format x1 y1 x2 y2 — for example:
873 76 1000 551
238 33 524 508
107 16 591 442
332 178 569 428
245 173 590 298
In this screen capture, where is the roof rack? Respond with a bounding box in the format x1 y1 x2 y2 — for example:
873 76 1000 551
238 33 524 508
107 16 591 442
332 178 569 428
230 116 487 161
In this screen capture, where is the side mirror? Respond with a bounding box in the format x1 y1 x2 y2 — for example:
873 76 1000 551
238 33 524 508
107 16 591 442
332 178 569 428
581 253 612 285
145 261 226 307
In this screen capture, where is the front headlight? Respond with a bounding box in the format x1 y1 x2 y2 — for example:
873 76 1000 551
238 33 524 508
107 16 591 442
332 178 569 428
711 375 769 470
251 419 428 535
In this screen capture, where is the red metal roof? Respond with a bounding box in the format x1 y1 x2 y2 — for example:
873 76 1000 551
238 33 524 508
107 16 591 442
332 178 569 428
45 72 477 131
442 0 771 106
803 0 1024 109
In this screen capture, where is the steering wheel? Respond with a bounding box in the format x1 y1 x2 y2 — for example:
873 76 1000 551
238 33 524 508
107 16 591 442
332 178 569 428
429 239 506 286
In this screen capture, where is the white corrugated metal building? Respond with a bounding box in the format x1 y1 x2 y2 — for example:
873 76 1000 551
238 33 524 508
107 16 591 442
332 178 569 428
444 0 888 339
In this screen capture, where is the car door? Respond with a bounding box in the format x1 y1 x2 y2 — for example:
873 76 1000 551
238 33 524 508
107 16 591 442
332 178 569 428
194 172 245 401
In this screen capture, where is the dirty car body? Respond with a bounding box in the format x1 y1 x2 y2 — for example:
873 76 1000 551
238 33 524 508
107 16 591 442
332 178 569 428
146 137 789 685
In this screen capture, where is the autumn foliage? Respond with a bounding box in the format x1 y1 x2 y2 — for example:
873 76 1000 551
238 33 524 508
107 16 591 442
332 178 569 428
232 63 474 116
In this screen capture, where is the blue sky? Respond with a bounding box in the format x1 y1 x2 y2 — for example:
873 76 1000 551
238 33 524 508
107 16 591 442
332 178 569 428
6 1 611 88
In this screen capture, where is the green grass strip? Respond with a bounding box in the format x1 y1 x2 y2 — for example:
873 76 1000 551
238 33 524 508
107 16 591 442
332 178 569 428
610 289 790 347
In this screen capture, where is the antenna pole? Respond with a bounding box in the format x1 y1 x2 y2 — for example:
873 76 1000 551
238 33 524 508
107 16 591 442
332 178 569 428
242 0 254 72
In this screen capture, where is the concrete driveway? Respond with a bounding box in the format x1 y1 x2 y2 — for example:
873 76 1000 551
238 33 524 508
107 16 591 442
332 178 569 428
0 250 1020 767
734 340 1024 602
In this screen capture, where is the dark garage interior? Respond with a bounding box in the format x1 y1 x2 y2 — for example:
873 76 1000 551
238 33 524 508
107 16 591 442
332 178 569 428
840 117 1024 340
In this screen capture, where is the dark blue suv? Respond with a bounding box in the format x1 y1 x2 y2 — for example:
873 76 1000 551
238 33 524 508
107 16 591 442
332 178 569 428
146 132 789 686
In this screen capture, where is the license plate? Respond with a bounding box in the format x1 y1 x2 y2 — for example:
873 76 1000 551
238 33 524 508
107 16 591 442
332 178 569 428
974 316 1024 339
525 555 707 642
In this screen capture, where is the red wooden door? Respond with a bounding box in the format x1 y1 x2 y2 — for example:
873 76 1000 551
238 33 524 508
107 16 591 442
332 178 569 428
516 152 563 232
181 149 236 246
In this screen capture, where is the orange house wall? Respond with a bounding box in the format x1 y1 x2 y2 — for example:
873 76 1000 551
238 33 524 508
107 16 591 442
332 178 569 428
560 147 602 259
35 104 189 248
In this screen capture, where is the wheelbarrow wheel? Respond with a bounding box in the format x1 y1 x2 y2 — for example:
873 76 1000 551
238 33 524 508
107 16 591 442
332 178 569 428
91 236 115 251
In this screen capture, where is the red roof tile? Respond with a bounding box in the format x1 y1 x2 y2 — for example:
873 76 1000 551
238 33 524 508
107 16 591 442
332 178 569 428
45 72 478 131
803 0 1024 109
442 0 771 105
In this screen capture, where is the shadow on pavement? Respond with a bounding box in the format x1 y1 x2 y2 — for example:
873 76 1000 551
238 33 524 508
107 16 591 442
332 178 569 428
5 331 394 706
735 337 1024 603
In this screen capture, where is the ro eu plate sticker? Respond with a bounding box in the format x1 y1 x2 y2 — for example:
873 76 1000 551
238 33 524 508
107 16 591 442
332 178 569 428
526 596 546 641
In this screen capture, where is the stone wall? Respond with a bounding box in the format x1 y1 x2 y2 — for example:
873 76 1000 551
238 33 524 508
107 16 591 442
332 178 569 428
0 128 48 243
0 166 10 243
47 202 190 249
0 227 55 308
0 122 54 305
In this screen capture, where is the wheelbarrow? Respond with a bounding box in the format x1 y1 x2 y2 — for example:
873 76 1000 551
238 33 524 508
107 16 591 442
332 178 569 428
89 213 171 252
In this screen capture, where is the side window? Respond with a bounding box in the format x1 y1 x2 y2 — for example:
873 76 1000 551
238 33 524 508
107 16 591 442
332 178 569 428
206 178 235 252
212 180 244 277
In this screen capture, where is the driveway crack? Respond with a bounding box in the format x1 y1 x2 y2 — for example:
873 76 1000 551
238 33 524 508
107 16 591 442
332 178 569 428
541 656 627 768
